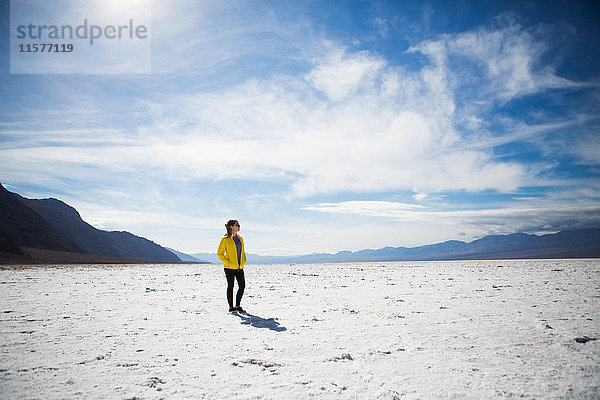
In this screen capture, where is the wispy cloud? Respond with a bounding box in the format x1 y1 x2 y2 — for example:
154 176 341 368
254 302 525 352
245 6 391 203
4 10 590 195
410 13 580 103
306 50 386 101
150 0 316 77
302 200 423 216
3 15 589 200
303 198 600 236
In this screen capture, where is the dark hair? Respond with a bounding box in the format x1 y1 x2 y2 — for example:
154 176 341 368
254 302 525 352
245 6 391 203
225 219 239 238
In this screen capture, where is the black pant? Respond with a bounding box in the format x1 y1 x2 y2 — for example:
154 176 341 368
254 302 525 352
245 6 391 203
224 268 245 308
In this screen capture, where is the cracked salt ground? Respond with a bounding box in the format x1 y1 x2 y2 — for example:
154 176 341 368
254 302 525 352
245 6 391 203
0 260 599 399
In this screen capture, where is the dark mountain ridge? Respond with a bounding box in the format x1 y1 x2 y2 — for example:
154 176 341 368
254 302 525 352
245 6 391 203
0 184 180 263
0 184 82 254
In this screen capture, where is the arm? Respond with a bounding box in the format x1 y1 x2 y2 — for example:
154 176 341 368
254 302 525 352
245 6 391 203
217 238 229 264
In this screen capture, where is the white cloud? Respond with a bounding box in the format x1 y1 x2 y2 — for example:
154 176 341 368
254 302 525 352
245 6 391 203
302 201 423 216
4 12 588 201
1 32 548 199
4 12 590 205
410 15 579 102
305 50 385 101
123 36 537 197
412 192 444 202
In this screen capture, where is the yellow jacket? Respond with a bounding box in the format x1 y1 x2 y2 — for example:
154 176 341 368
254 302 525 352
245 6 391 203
217 235 247 269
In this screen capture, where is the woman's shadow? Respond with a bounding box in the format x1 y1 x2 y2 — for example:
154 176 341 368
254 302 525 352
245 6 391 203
233 312 287 332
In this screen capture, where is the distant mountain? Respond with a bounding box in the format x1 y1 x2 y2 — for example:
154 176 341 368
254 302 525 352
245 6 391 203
280 230 600 262
166 248 209 263
191 251 296 264
191 252 220 263
0 183 180 263
201 229 600 264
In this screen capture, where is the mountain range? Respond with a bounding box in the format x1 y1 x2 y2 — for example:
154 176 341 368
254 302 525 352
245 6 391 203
1 183 599 264
193 229 600 263
0 183 180 264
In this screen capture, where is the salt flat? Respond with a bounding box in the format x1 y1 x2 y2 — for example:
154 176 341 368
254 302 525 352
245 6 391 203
0 260 598 399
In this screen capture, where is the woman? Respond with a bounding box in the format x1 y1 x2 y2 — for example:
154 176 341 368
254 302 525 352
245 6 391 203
217 219 248 313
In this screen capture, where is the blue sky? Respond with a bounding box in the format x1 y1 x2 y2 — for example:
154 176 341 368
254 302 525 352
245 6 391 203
1 0 599 255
